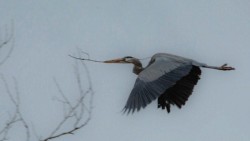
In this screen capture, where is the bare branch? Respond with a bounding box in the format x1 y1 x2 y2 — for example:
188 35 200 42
0 26 94 140
0 22 15 66
0 75 30 141
41 59 94 141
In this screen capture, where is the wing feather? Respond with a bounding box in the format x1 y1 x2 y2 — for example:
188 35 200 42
157 66 201 113
123 55 194 113
124 53 204 113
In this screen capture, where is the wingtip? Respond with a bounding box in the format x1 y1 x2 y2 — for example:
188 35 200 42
122 106 141 115
122 107 132 115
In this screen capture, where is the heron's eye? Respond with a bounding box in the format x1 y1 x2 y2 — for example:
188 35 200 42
124 58 130 62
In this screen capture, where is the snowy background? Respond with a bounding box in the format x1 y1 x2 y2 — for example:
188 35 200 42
0 0 250 141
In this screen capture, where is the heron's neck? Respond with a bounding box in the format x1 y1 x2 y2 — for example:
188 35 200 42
132 60 143 75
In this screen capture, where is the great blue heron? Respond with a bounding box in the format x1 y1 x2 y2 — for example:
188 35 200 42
103 53 235 114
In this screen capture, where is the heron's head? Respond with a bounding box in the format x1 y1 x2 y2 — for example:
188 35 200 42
104 56 143 74
104 56 138 64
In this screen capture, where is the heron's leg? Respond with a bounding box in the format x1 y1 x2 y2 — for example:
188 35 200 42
202 64 235 71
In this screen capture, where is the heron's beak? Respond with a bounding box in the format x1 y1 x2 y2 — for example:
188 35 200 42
104 58 126 63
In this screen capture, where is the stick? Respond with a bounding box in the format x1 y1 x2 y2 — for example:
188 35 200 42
69 55 104 63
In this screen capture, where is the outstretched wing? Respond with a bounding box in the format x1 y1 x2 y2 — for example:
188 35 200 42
123 53 199 113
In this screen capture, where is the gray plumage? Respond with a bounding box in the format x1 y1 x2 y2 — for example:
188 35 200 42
123 53 205 113
103 53 235 114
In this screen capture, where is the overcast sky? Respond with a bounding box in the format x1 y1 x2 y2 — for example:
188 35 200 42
0 0 250 141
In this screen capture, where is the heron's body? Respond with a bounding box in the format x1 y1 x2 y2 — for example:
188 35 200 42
103 53 235 114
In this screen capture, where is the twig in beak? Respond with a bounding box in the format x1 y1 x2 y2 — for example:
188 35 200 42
69 55 104 63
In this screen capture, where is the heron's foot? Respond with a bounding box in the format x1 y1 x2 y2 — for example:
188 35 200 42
220 64 235 71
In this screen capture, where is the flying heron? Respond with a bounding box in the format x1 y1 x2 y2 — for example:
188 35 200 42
102 53 235 114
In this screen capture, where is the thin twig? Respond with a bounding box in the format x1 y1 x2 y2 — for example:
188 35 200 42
0 75 30 141
41 58 94 141
0 22 15 66
69 54 104 63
